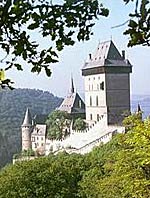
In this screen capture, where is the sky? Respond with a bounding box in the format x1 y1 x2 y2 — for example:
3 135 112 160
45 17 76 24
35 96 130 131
6 0 150 97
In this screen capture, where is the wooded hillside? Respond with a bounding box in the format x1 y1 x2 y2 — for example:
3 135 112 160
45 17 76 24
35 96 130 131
0 88 62 168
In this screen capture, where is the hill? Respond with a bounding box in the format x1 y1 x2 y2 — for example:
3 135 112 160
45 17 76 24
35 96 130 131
0 88 62 168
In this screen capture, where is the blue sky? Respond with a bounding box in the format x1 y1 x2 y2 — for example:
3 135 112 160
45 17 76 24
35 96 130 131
6 0 150 97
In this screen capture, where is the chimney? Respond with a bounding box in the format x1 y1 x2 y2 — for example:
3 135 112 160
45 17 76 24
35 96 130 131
122 50 125 59
89 53 92 60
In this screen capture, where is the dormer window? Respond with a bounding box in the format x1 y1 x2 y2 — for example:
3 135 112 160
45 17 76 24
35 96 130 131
78 100 82 108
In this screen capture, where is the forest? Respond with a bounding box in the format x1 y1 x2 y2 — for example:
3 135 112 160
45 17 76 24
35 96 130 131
0 88 62 168
0 113 150 197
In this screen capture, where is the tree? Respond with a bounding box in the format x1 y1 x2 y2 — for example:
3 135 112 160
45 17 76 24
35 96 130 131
123 111 143 131
87 115 150 198
0 0 109 88
0 1 149 88
46 110 71 140
123 0 150 47
0 152 87 198
73 118 86 131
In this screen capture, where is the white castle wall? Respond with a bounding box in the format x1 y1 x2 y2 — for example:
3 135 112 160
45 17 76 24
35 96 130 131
45 115 125 155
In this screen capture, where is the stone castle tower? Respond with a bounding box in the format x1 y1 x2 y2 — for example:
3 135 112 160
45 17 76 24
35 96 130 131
82 40 132 125
21 108 32 151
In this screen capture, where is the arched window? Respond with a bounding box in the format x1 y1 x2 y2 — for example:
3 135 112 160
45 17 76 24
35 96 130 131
90 96 92 106
96 96 98 106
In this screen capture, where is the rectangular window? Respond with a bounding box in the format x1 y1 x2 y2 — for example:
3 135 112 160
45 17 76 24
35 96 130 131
90 114 92 120
90 96 92 106
32 137 35 142
96 96 98 106
100 82 104 90
97 114 100 122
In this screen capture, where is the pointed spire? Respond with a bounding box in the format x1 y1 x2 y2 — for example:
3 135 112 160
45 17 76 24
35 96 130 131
22 108 32 126
70 75 75 93
137 103 141 112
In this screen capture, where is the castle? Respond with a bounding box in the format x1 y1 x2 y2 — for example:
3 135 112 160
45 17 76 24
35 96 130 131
21 40 132 155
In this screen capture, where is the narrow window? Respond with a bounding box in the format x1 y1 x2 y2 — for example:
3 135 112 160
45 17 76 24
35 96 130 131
90 96 92 106
90 114 93 120
97 114 100 122
78 100 82 108
96 96 98 106
32 137 35 142
100 81 104 90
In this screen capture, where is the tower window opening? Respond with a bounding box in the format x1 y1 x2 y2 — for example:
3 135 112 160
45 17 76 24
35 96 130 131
90 96 92 106
32 137 35 142
96 96 99 106
100 82 104 90
97 114 100 122
90 114 93 120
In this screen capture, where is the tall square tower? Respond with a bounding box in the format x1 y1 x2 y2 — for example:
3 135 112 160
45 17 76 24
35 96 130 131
82 40 132 125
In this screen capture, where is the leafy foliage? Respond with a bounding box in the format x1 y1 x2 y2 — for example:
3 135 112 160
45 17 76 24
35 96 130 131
0 152 87 198
73 118 86 131
46 110 71 140
1 112 150 197
0 0 149 88
123 0 150 46
0 0 109 87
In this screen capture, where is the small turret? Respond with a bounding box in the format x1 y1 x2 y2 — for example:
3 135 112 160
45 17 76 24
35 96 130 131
136 104 142 120
22 108 32 151
137 104 141 113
